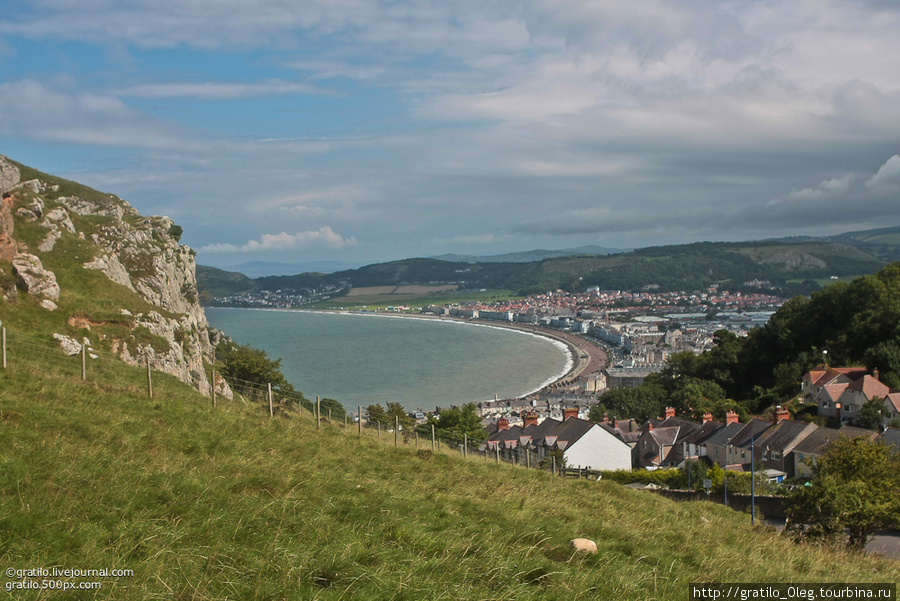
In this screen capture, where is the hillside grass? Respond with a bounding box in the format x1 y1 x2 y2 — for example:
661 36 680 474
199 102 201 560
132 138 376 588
1 350 898 600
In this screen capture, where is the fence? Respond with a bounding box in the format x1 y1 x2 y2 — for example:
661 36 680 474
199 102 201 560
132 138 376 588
0 327 766 498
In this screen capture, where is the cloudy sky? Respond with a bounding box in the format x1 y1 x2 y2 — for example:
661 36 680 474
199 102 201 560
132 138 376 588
2 1 899 271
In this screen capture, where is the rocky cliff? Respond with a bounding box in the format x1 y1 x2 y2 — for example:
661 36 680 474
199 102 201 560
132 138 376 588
0 155 231 399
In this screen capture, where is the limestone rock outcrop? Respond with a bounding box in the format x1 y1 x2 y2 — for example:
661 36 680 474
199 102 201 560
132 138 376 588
12 253 60 302
0 155 229 398
0 155 20 195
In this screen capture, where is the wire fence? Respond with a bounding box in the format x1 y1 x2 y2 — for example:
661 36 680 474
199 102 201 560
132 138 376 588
1 326 591 478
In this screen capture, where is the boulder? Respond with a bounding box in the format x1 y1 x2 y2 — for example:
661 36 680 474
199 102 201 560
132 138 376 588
12 253 60 301
53 333 82 356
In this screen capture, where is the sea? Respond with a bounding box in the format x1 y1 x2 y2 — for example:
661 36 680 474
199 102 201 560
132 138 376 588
205 308 571 413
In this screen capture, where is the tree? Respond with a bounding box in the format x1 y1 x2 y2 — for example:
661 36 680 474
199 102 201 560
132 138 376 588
428 403 486 443
319 398 347 421
784 437 900 551
365 402 413 430
857 397 885 431
218 342 294 393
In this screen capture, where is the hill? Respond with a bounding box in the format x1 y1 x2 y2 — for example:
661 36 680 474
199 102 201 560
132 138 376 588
202 236 891 303
2 352 897 599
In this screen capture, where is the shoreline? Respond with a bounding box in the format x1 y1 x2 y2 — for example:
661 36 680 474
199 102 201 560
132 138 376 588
207 306 606 396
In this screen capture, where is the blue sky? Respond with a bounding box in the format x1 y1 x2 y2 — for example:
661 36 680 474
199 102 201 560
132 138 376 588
2 1 900 271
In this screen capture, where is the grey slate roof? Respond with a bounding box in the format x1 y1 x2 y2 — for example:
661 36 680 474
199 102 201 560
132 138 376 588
703 421 745 447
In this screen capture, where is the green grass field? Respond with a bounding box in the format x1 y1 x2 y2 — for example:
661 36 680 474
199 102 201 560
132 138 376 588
1 343 897 600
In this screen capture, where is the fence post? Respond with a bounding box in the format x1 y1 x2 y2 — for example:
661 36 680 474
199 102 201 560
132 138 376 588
358 405 362 438
431 424 436 452
316 396 320 431
146 357 153 399
268 383 273 418
464 434 468 458
495 445 500 464
552 456 556 476
1 327 5 370
211 371 217 407
526 449 531 469
81 344 86 382
394 415 399 447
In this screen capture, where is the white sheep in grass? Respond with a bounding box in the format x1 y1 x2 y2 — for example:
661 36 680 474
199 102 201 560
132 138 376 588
569 538 597 553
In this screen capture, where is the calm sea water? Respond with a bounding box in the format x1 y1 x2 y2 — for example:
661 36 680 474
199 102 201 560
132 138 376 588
205 308 571 412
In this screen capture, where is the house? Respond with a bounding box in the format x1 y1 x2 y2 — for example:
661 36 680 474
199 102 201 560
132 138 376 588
804 366 899 427
752 418 819 478
484 410 631 471
633 408 702 468
702 410 774 469
792 425 879 478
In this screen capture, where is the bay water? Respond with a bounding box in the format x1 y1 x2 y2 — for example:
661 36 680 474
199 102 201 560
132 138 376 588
205 308 571 412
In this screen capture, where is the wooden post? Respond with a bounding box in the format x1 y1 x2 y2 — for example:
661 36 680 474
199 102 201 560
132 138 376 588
495 445 500 464
394 415 399 447
81 344 86 382
431 424 436 452
463 434 468 458
316 396 321 430
526 449 531 469
377 422 381 438
552 456 556 476
211 371 217 407
358 405 362 438
146 357 153 399
1 327 5 370
268 383 273 418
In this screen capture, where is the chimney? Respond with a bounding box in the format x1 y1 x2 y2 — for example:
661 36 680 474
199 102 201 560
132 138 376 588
602 412 610 423
612 417 618 429
642 421 653 432
497 417 509 431
563 406 579 421
873 367 880 381
665 406 676 419
702 412 713 423
774 405 790 423
725 410 739 425
523 411 539 428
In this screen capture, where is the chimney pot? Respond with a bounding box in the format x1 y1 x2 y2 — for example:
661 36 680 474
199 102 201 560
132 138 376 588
725 410 739 425
665 406 676 419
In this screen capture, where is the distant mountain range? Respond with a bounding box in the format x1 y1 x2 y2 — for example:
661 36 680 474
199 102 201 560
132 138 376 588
197 226 900 300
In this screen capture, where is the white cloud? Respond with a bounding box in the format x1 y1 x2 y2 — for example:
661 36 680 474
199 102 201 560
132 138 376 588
0 79 207 150
865 155 900 193
200 227 358 253
115 79 327 100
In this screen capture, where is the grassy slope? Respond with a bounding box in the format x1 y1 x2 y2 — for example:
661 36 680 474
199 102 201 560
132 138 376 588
2 357 898 601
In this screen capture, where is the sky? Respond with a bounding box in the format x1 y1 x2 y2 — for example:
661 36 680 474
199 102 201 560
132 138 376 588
2 0 899 272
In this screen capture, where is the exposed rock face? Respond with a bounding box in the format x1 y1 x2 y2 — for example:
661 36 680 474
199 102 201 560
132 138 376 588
0 156 20 195
0 156 19 261
1 157 229 398
12 253 60 302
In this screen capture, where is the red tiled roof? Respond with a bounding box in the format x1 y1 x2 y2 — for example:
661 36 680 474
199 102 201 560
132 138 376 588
849 375 890 399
